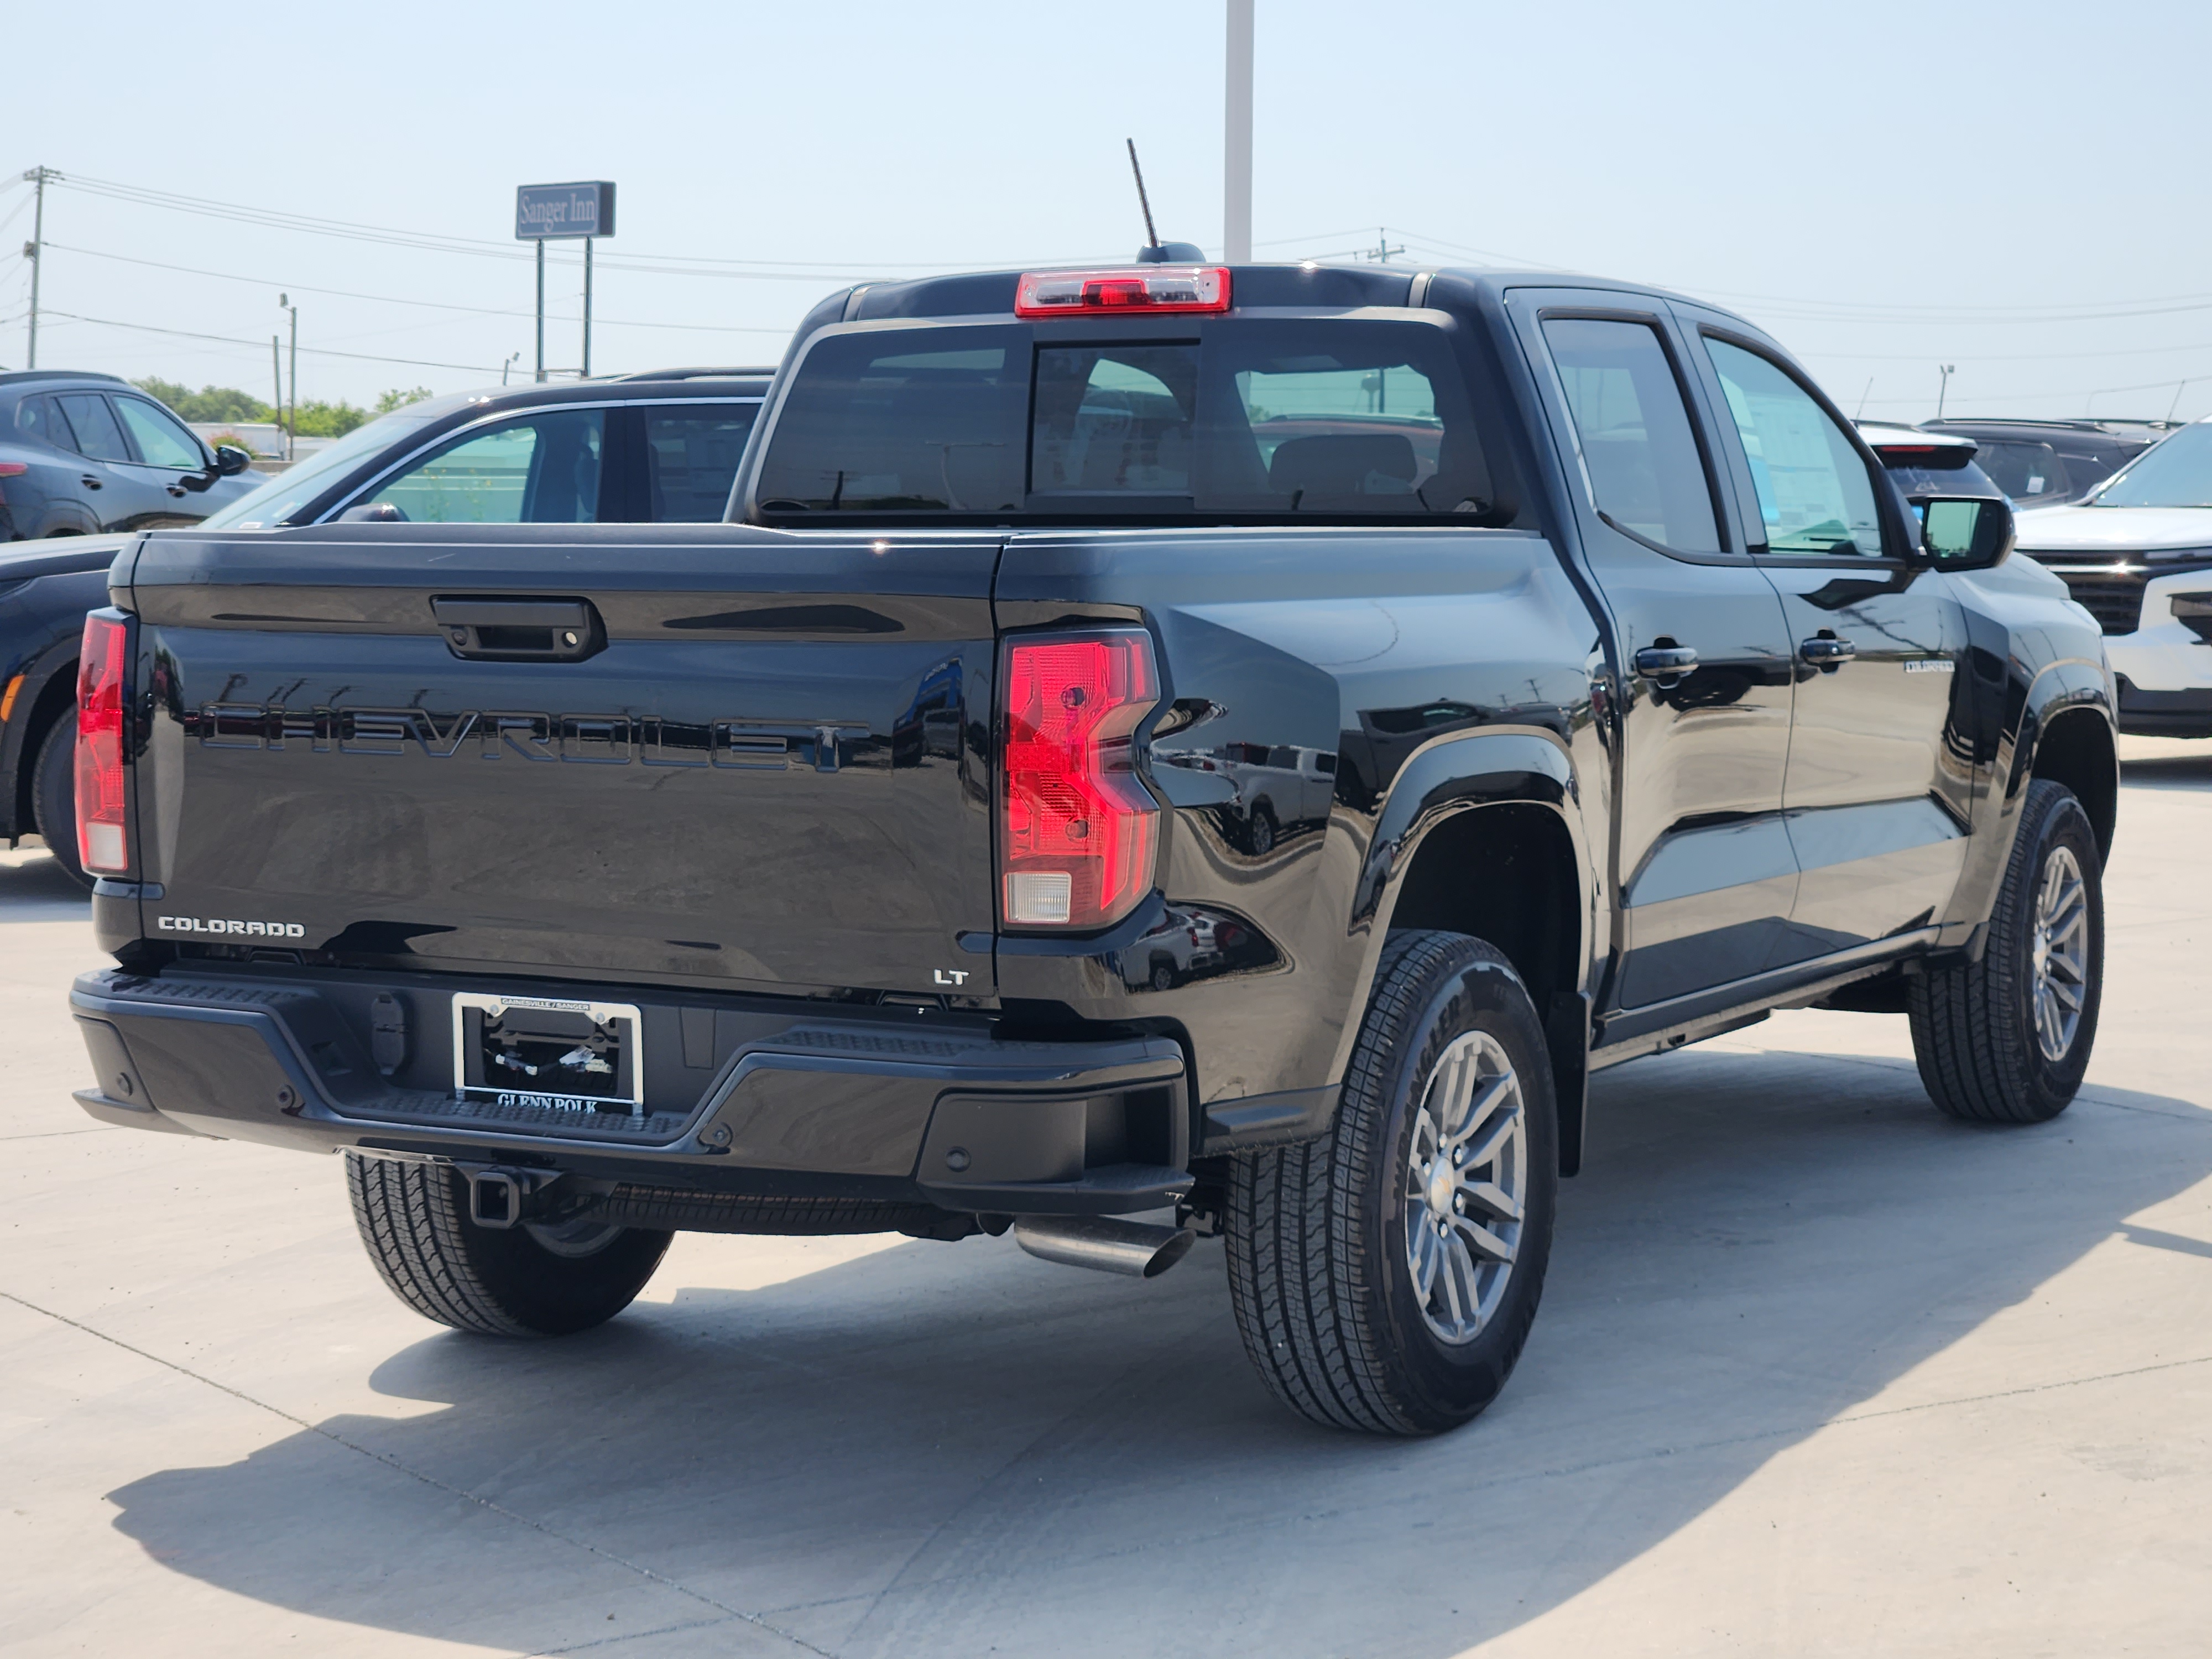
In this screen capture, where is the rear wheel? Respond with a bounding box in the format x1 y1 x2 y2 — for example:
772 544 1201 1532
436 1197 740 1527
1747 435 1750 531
1908 779 2103 1123
345 1153 671 1336
32 708 91 889
1224 930 1557 1434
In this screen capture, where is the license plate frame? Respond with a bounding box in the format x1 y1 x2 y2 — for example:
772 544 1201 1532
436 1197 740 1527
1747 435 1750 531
450 992 645 1118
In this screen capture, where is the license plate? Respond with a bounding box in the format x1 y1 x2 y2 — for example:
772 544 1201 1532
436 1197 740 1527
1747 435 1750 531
451 993 644 1117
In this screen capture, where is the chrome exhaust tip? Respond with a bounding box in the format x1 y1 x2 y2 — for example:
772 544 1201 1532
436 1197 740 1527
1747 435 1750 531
1012 1214 1197 1279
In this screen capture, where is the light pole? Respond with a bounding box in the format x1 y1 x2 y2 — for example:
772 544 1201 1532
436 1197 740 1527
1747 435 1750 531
1937 362 1955 420
503 351 521 386
279 294 298 460
1224 0 1254 262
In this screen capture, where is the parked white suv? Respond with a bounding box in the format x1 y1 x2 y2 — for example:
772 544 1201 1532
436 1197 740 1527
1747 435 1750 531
2012 417 2212 736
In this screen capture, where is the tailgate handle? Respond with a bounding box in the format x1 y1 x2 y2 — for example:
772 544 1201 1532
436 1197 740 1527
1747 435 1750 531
431 596 603 662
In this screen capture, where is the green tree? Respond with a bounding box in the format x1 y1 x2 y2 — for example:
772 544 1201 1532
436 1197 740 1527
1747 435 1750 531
374 386 434 414
289 400 371 439
132 378 273 424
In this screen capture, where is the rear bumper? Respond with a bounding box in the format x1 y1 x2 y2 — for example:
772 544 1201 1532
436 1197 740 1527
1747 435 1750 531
70 967 1194 1218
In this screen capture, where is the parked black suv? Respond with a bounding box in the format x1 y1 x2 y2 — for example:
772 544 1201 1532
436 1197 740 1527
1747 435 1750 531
2 369 771 884
1920 418 2176 508
0 371 258 540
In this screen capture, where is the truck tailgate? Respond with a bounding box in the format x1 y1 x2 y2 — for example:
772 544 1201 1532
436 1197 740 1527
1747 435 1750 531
124 524 998 995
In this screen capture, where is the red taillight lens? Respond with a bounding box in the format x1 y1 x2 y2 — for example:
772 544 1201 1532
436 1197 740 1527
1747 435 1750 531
1001 632 1160 929
75 613 131 874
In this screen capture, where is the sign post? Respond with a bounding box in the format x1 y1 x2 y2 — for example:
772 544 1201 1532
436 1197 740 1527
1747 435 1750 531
514 181 616 382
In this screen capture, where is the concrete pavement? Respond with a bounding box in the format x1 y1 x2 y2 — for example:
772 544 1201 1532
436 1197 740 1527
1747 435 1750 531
4 737 2209 1658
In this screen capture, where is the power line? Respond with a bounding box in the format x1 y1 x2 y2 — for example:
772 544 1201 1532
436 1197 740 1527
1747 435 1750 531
43 241 794 333
40 311 508 374
50 172 1102 283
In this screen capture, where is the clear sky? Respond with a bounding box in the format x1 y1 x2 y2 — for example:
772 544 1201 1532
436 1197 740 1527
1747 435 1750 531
7 0 2208 424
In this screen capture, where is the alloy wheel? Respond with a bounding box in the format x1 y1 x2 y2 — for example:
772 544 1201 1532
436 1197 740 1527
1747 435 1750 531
2030 843 2090 1062
1404 1030 1528 1344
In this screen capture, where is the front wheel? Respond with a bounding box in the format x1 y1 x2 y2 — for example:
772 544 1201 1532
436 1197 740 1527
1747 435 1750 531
1908 779 2104 1123
346 1153 671 1335
1224 930 1558 1434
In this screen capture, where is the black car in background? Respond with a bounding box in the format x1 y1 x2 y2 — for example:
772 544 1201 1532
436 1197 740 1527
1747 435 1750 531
1 370 259 539
1919 417 2176 508
1856 421 2008 504
1 368 773 884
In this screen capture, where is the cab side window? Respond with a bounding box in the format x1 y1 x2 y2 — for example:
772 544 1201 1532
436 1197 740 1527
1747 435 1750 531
371 410 604 524
55 394 132 463
1704 339 1884 557
1540 318 1722 554
643 408 757 522
114 397 207 471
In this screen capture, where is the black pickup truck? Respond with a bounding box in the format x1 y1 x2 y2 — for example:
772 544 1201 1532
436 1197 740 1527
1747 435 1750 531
66 259 2116 1435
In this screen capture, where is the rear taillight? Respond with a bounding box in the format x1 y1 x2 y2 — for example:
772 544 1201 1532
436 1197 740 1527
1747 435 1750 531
75 612 131 875
0 460 25 504
1000 632 1160 929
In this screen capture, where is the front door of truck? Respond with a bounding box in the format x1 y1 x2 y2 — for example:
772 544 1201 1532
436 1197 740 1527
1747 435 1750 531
1513 291 1799 1013
1680 320 1970 961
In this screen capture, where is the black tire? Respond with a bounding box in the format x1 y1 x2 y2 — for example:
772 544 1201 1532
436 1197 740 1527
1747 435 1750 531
1908 779 2103 1123
346 1152 671 1336
1248 804 1277 857
1224 930 1558 1434
31 707 91 889
1150 959 1176 992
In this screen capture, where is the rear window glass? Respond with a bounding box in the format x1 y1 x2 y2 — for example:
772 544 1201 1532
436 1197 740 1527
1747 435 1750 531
753 320 1517 524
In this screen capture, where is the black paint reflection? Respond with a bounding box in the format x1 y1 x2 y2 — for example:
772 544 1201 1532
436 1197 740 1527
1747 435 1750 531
1116 902 1282 992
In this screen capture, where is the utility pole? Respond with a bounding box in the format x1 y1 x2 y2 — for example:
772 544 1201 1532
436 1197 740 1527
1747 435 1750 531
534 241 545 383
279 294 298 460
582 236 593 378
1224 0 1253 262
1937 362 1955 420
22 166 56 369
1360 227 1404 264
271 337 282 438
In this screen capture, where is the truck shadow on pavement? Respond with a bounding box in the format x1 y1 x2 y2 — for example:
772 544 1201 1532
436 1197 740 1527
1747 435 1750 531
0 848 93 921
105 1042 2212 1659
2120 749 2212 791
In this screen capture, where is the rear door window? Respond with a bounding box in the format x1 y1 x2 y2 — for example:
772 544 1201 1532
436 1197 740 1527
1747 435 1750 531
1540 317 1722 554
369 409 605 523
1703 339 1885 557
642 406 759 521
55 394 132 463
754 320 1516 523
114 397 207 470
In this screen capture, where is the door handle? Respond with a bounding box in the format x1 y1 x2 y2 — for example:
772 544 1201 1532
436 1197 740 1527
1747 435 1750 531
1633 644 1700 680
1799 634 1856 670
165 483 187 498
80 474 103 490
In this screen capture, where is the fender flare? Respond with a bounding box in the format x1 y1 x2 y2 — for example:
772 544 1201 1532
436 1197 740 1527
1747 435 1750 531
1942 653 2116 949
1321 728 1597 1170
1350 727 1587 938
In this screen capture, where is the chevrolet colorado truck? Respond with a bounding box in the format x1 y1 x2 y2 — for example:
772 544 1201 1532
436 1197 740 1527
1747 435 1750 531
66 259 2116 1435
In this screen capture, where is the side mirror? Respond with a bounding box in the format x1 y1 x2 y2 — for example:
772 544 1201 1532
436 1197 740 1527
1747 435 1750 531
213 444 254 476
1916 494 2013 571
336 503 409 523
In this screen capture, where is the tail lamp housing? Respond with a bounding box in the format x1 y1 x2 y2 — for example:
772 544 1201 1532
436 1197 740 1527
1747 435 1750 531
1014 266 1230 318
75 612 131 875
1000 631 1161 929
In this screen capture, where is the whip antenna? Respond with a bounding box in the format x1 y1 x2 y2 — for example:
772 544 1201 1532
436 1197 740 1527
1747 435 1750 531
1126 139 1161 251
